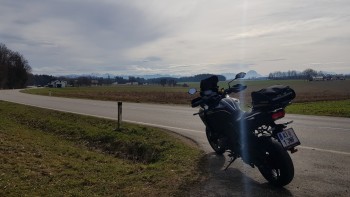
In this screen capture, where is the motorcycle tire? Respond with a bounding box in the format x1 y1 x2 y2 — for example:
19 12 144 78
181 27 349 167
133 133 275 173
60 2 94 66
257 138 294 187
206 129 226 155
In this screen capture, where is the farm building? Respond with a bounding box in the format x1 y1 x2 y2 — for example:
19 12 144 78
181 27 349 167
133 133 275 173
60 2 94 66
311 76 324 81
49 80 67 88
310 74 345 81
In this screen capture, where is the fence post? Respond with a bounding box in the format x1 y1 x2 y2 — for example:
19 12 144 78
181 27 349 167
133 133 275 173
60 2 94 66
117 102 122 130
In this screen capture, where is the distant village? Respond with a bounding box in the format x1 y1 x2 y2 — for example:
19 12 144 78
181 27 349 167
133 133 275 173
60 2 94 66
308 74 346 81
46 79 148 88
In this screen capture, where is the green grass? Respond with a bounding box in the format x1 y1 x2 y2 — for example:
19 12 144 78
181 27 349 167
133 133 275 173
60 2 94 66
0 101 204 196
286 100 350 118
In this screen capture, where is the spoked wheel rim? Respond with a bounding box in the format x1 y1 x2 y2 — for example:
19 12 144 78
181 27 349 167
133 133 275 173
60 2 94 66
263 152 282 180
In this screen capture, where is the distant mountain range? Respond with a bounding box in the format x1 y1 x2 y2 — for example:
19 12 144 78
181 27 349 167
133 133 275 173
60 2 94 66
221 70 263 80
60 70 264 80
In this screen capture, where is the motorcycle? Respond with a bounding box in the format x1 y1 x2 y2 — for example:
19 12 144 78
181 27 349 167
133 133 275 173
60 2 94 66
188 72 300 186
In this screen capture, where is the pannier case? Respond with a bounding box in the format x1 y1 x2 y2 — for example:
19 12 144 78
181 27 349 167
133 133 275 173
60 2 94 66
251 85 296 109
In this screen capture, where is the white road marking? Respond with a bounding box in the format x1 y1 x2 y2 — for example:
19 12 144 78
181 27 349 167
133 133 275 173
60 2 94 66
298 146 350 156
318 126 350 131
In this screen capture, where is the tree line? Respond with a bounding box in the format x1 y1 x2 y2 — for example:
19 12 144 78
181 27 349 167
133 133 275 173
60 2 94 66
29 73 227 87
147 74 226 86
0 43 32 89
268 68 348 80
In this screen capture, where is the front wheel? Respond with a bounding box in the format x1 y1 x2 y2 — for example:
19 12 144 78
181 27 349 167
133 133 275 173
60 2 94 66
257 138 294 187
206 128 226 155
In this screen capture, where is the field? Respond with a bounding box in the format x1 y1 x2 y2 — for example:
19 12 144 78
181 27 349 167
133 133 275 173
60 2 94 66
0 101 203 196
23 79 350 117
24 85 188 104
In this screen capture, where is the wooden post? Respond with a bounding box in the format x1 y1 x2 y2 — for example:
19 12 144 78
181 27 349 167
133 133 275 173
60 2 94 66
117 102 122 130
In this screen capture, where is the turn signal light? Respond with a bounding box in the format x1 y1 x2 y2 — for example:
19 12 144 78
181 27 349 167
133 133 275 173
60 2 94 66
272 110 285 120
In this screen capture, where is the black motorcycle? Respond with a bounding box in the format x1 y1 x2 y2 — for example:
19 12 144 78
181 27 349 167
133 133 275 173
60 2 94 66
188 72 300 186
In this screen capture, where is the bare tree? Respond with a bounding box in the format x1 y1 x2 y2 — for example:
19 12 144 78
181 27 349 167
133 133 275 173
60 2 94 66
0 43 32 89
302 68 318 80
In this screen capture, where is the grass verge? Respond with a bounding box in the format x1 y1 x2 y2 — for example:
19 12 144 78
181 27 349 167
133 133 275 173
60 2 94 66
0 101 204 196
286 100 350 118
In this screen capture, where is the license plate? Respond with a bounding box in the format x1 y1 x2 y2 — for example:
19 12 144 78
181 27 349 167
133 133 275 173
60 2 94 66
277 128 300 149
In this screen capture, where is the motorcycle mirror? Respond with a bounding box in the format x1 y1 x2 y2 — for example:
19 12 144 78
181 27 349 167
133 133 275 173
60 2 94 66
228 72 246 88
235 72 246 79
188 88 197 95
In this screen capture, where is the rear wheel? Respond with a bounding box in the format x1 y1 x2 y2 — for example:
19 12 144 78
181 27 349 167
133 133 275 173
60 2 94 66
206 129 226 155
257 138 294 187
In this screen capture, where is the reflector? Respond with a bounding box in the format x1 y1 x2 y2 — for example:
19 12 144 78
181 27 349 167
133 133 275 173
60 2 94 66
272 110 285 120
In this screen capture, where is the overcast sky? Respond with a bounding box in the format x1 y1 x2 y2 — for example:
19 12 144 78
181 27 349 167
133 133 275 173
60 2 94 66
1 0 350 76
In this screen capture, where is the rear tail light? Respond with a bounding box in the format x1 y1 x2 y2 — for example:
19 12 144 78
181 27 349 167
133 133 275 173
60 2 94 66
272 109 285 120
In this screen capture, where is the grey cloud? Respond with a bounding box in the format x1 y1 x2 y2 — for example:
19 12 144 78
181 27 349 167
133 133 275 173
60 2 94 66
43 1 164 49
261 1 350 23
142 56 162 62
0 0 169 75
318 37 350 45
0 33 26 43
264 58 287 62
1 0 349 76
2 0 165 49
0 33 55 47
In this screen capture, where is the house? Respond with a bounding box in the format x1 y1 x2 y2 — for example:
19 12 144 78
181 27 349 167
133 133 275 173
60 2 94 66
335 75 346 80
125 82 139 85
323 75 333 81
311 76 324 81
49 80 67 88
91 80 99 86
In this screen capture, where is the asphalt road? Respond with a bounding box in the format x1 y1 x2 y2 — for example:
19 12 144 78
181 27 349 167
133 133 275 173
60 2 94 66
1 89 349 196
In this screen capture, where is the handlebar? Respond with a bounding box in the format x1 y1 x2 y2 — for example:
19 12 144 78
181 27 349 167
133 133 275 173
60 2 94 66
224 84 247 94
191 97 205 107
191 83 247 108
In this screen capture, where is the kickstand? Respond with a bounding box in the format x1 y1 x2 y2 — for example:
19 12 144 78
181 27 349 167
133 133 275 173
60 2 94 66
224 154 237 171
